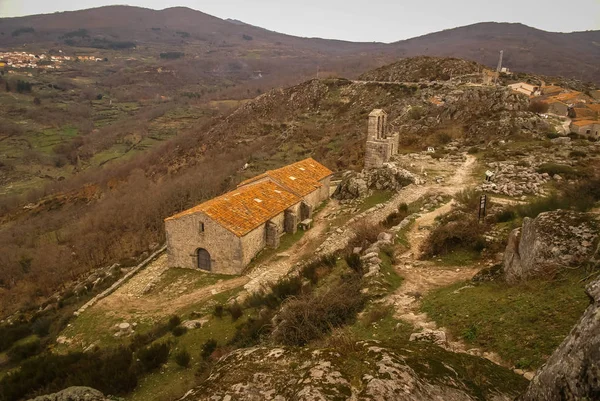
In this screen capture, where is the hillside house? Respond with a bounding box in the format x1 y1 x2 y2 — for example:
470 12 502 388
569 107 597 120
365 109 399 169
545 99 569 116
508 82 540 97
570 120 600 137
164 158 332 274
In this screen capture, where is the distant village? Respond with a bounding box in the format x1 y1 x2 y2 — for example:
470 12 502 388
0 51 103 70
507 81 600 137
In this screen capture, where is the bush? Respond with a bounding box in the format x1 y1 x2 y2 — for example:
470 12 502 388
31 317 52 337
0 323 31 352
421 217 485 258
455 189 482 211
495 209 517 223
383 210 408 228
159 52 184 60
528 100 549 114
537 163 583 179
344 253 363 274
0 346 137 400
436 132 452 145
171 325 187 337
569 150 587 158
271 278 365 346
173 349 191 368
300 254 336 284
348 221 383 249
167 315 181 330
245 276 303 309
7 338 42 362
200 339 218 360
227 303 243 321
137 342 170 372
213 304 224 318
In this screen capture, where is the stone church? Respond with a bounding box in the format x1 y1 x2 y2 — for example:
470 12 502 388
164 158 332 274
364 109 399 169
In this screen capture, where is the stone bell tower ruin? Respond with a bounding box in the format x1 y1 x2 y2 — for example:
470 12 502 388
364 109 399 169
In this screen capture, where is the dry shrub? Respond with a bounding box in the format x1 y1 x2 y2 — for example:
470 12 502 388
455 189 482 211
271 277 364 346
348 221 383 249
362 305 392 326
420 217 486 258
321 329 361 354
528 100 549 114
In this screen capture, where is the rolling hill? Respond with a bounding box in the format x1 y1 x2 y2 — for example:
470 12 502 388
0 6 599 83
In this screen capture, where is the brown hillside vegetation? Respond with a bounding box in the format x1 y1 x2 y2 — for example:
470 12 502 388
0 58 552 316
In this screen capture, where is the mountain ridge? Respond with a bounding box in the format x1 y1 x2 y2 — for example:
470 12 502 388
1 5 599 84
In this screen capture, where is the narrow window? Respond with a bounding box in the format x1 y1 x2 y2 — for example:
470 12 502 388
199 222 205 233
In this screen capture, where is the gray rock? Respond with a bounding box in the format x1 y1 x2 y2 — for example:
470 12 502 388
28 387 109 401
333 163 422 200
409 329 448 346
182 319 208 329
520 277 600 401
504 210 598 283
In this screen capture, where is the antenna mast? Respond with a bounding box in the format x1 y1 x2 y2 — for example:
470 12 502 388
495 50 503 85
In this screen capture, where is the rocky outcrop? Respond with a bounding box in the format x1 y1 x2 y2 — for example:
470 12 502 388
520 277 600 401
333 163 422 200
27 387 109 401
503 210 598 283
182 342 525 400
358 56 484 83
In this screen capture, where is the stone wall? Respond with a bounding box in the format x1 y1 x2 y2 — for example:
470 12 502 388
165 212 243 274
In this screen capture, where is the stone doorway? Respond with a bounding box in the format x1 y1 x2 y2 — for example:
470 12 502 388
197 248 211 271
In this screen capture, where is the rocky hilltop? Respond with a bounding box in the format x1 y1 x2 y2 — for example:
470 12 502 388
359 56 484 82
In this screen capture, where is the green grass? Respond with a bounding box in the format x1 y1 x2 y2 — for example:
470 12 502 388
129 315 240 401
378 251 404 291
359 190 393 212
434 249 482 266
421 270 591 369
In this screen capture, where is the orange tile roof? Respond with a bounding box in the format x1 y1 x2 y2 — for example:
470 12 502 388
165 180 300 237
239 158 333 197
571 120 600 127
573 108 597 118
541 85 563 95
587 104 600 113
553 92 584 102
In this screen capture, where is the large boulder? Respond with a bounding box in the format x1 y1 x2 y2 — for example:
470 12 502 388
519 276 600 401
27 387 109 401
503 210 598 283
334 163 422 200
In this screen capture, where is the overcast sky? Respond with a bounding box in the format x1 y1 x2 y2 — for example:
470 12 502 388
1 0 599 42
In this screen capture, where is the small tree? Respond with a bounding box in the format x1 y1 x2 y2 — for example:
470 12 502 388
528 100 549 114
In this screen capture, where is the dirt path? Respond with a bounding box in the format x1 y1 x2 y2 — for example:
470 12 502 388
384 155 512 368
93 255 249 319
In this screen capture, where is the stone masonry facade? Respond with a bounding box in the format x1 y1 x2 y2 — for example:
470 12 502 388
364 109 399 169
164 159 332 275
